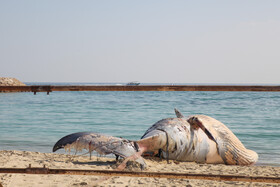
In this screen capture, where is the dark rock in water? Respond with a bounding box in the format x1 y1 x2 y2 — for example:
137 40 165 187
0 77 26 86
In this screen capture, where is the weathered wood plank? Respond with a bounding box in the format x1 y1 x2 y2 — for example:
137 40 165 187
0 167 279 183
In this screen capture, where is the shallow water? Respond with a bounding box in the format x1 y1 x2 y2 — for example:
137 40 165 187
0 89 279 166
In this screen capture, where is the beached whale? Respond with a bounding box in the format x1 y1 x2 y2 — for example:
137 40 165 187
53 109 258 168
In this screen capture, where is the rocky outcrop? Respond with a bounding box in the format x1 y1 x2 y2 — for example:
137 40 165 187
0 77 26 86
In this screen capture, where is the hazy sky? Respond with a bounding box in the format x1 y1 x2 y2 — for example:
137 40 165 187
1 1 280 84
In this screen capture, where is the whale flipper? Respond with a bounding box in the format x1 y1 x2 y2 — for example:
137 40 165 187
174 109 217 145
187 116 218 145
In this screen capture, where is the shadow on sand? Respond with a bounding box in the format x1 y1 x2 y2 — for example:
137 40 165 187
72 160 116 167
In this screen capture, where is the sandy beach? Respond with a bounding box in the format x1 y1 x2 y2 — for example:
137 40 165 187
0 150 279 187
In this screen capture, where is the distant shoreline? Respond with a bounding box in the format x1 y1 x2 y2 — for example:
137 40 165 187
1 84 280 93
24 82 280 86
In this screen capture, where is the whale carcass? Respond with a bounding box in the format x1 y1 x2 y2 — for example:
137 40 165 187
53 109 258 168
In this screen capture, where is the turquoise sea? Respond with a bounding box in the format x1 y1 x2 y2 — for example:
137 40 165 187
0 83 279 166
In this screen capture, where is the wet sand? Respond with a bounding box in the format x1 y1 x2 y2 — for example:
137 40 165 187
0 150 279 186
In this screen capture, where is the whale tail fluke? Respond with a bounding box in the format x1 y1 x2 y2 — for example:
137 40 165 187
53 132 146 168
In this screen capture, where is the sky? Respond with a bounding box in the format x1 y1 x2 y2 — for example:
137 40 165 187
0 1 280 84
